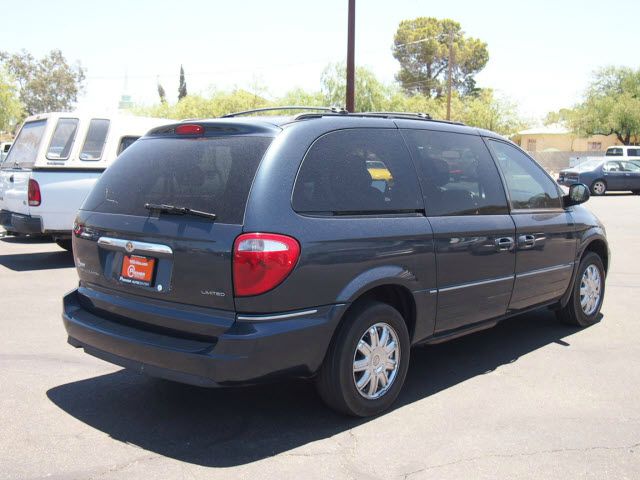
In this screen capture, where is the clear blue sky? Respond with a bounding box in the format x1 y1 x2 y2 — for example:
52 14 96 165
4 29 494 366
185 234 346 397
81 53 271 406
2 0 639 121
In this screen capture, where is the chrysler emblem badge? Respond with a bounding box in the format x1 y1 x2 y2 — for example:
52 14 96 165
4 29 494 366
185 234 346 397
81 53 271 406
125 241 134 253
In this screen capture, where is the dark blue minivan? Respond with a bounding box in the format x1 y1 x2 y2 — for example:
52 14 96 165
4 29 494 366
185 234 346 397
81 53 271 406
63 110 609 416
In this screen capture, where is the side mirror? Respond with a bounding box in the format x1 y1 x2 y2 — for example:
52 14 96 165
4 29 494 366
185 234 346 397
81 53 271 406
563 183 590 207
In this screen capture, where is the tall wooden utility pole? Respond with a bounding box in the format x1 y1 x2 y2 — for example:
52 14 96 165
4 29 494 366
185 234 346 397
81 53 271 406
446 29 454 120
346 0 356 112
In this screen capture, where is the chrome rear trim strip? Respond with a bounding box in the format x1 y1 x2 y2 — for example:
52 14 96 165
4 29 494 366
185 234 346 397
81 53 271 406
517 262 574 278
438 275 515 293
237 309 318 322
97 237 173 256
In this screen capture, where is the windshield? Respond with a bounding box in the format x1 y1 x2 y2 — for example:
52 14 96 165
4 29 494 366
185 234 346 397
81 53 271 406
3 120 47 169
82 135 273 224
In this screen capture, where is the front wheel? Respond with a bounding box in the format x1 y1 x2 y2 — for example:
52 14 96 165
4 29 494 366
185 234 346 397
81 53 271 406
556 252 605 327
316 302 410 417
591 180 607 196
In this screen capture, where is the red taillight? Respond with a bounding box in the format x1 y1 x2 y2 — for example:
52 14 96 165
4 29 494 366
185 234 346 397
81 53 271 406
28 179 41 206
233 233 300 297
73 222 83 237
175 124 204 135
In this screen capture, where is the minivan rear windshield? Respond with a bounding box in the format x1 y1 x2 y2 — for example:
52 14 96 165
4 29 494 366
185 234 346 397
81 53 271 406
82 136 273 224
2 119 47 169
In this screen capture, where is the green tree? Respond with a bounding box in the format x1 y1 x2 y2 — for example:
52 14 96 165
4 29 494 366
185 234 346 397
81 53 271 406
320 62 393 111
0 70 23 132
157 79 167 104
133 63 524 136
134 88 269 119
571 67 640 145
543 108 574 126
0 49 85 115
274 87 325 109
178 65 187 100
392 17 488 97
454 89 525 136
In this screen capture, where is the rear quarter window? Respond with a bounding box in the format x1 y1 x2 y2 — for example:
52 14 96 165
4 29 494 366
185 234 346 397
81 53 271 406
292 129 423 214
117 136 139 155
80 119 110 161
82 135 273 224
47 118 79 160
627 148 640 157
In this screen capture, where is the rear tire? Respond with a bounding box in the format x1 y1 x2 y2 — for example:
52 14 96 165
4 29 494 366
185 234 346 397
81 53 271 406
55 239 73 252
590 180 607 196
316 301 410 417
556 252 605 327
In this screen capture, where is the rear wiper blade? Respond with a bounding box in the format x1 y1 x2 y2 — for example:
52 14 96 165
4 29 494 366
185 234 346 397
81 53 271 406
144 203 217 220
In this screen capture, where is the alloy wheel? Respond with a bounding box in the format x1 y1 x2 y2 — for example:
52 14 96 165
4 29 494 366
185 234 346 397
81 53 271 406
580 264 602 316
352 322 401 400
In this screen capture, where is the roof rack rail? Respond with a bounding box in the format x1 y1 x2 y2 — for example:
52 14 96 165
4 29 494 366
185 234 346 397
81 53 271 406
222 106 347 118
293 111 465 126
365 111 432 120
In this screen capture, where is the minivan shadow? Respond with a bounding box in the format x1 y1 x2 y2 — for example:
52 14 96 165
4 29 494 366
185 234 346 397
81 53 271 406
0 235 53 244
47 309 586 467
0 251 74 271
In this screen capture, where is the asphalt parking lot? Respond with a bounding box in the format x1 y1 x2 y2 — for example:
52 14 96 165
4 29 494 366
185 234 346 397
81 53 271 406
1 195 639 480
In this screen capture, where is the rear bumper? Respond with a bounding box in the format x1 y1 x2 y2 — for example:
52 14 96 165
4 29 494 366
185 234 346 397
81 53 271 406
62 288 346 386
0 210 42 234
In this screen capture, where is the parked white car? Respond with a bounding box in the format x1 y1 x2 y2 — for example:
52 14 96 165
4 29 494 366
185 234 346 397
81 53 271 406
0 142 12 164
0 112 170 250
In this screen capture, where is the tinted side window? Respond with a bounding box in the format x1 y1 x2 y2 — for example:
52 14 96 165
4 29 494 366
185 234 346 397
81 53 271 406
80 119 110 161
292 129 422 214
47 118 79 160
627 148 640 157
606 148 623 157
402 130 508 216
117 136 140 155
604 161 624 172
622 161 640 172
488 140 562 210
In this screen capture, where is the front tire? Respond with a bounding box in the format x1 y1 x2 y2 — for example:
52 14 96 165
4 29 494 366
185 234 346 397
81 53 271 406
591 180 607 196
556 252 605 327
316 302 410 417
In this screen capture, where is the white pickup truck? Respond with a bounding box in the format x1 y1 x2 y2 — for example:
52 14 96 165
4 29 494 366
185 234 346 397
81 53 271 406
0 112 169 250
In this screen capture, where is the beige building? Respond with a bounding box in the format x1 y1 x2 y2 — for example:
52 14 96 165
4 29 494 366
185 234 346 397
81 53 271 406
512 124 620 152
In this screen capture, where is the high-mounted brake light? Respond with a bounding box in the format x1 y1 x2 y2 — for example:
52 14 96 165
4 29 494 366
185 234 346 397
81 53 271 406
175 124 204 135
28 179 41 206
233 233 300 297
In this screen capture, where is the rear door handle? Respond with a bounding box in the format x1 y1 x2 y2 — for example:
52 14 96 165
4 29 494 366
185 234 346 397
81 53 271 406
495 237 514 252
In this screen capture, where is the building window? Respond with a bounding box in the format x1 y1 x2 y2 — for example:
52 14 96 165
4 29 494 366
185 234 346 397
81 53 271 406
588 142 602 151
526 139 537 152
